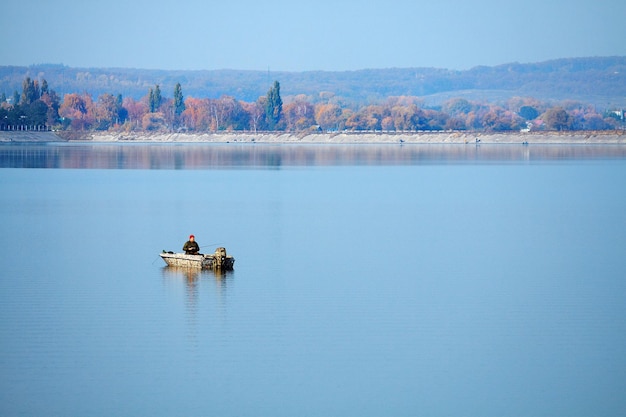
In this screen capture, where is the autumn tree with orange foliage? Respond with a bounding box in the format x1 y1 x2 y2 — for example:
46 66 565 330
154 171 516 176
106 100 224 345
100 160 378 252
242 100 266 133
25 75 620 134
283 95 316 131
315 103 345 131
59 93 95 130
122 97 148 130
181 98 211 131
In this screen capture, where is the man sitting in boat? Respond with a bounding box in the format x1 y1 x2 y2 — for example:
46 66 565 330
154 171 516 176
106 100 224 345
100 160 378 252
183 235 200 255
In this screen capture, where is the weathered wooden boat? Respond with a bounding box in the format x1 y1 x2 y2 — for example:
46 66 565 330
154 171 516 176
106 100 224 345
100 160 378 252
160 247 235 270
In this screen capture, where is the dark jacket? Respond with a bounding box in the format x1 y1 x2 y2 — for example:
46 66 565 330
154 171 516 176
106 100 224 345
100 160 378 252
183 240 200 254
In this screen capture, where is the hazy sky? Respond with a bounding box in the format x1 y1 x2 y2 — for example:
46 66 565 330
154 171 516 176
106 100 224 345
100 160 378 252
1 0 624 71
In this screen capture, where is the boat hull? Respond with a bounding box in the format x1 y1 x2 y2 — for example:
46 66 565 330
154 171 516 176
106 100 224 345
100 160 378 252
160 252 235 270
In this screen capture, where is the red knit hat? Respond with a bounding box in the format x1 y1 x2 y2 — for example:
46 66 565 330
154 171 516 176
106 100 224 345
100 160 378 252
189 234 195 239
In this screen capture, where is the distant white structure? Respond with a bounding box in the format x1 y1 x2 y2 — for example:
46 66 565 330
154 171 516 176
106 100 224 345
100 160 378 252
612 110 625 120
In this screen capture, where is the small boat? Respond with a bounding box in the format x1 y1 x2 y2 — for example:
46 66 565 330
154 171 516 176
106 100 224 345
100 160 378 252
160 247 235 270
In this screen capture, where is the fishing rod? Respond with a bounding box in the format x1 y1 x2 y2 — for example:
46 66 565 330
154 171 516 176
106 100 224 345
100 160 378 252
200 243 223 249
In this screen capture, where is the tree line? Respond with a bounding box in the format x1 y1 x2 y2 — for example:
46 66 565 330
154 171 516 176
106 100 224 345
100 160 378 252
1 77 624 133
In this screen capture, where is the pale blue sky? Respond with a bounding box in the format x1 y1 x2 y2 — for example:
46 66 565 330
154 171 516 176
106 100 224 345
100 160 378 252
1 0 624 71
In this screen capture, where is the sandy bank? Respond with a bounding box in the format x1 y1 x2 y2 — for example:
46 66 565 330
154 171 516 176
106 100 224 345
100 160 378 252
56 131 626 144
2 130 625 144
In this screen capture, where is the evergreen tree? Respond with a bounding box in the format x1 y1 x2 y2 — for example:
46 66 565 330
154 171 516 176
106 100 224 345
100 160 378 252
26 100 49 126
173 83 185 117
21 77 40 105
116 94 128 124
148 88 155 112
41 79 49 96
265 80 282 130
148 85 162 113
46 90 61 126
519 105 539 120
153 84 162 111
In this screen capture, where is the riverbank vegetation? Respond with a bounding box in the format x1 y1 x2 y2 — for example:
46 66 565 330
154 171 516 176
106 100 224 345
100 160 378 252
1 75 624 134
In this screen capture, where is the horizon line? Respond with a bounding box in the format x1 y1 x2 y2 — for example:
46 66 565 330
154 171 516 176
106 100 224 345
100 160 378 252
2 55 625 73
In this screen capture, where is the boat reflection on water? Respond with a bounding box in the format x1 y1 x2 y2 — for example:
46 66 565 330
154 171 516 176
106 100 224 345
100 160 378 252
161 265 233 284
160 266 233 343
161 266 233 317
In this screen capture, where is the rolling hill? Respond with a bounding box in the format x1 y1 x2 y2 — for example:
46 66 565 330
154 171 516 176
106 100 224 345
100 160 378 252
1 57 625 108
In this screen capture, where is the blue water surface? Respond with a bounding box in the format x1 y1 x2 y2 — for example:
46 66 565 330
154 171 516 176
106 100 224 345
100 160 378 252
1 143 625 417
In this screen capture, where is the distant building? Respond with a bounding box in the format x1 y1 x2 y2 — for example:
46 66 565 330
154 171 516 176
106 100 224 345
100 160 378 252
520 121 533 132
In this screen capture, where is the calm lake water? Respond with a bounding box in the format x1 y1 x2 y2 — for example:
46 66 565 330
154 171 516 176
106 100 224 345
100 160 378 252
1 143 626 417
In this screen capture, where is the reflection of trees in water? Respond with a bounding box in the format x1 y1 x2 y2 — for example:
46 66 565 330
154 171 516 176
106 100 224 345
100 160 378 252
3 143 626 169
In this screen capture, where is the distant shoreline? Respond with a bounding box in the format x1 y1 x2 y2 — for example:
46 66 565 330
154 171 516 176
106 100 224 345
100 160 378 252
1 130 625 144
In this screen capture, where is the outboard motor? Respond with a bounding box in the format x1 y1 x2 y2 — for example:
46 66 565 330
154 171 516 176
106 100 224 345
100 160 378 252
214 247 227 267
